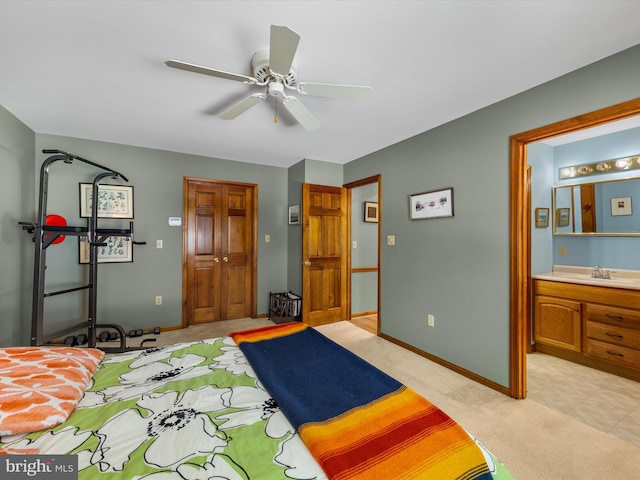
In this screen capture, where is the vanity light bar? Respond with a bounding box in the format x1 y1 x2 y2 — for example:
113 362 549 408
559 154 640 179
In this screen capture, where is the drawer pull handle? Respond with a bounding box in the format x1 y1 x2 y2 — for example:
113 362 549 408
605 350 624 358
605 314 624 321
605 332 623 340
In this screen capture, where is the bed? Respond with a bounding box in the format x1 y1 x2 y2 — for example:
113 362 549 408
0 322 514 479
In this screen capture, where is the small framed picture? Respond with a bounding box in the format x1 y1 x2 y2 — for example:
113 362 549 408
535 208 549 228
611 196 632 216
80 183 134 218
556 208 570 227
288 204 300 224
364 201 379 223
409 187 454 220
79 236 133 263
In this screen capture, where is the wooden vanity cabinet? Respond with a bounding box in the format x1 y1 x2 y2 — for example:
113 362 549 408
533 279 640 381
534 295 581 351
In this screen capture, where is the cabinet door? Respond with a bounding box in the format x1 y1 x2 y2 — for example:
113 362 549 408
534 295 582 352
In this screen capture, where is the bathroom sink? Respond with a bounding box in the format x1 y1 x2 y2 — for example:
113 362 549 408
533 270 640 289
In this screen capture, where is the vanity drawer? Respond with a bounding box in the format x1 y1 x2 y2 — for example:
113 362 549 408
585 304 640 329
586 338 640 370
586 321 640 350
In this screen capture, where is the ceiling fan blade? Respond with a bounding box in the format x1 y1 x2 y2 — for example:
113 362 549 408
282 96 320 131
219 94 266 120
269 25 300 77
165 60 258 84
296 82 374 100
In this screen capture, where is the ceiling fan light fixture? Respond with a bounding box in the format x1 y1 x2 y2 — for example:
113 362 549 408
267 82 285 98
167 24 373 131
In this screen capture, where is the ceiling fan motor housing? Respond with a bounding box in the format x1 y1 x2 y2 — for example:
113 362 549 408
251 48 298 86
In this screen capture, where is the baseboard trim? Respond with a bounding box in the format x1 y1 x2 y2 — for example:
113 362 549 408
351 310 377 318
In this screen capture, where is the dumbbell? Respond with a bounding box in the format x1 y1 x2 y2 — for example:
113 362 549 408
76 334 88 345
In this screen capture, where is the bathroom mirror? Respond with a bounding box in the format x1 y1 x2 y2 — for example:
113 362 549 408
553 176 640 235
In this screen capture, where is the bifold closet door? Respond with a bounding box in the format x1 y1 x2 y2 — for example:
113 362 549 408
184 178 254 324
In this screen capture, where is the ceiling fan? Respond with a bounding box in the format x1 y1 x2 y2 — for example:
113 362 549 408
165 25 374 131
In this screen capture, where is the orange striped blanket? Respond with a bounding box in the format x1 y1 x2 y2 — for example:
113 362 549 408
230 322 492 480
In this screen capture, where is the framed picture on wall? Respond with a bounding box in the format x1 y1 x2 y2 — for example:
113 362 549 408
556 208 570 227
80 183 134 218
611 196 632 216
364 201 379 222
288 204 300 224
535 208 549 228
409 187 454 220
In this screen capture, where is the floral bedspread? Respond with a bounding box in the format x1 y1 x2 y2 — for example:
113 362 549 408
0 338 328 480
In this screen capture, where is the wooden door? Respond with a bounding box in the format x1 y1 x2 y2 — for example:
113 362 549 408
302 183 347 326
220 184 254 320
580 183 597 233
183 178 256 325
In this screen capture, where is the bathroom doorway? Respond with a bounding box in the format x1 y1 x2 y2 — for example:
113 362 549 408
509 98 640 399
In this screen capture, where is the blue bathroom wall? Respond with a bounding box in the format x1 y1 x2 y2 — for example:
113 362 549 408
550 127 640 269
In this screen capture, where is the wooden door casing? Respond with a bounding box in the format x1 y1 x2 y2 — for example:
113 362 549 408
302 183 347 326
183 178 256 326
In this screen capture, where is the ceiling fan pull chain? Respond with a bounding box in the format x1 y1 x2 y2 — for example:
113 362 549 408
274 98 279 123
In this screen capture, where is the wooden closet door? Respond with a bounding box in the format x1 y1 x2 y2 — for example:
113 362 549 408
185 180 222 324
183 178 256 325
220 184 254 320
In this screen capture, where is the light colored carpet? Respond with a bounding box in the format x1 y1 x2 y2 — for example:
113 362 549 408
125 319 640 479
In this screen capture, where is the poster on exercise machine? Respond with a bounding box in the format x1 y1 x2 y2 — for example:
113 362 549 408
79 236 133 263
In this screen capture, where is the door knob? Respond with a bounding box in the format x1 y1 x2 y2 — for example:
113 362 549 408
223 256 229 262
213 257 219 263
303 260 311 266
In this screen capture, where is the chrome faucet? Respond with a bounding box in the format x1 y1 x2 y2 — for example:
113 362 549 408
591 265 611 279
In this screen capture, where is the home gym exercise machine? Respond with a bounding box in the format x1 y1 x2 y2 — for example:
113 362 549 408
20 150 149 353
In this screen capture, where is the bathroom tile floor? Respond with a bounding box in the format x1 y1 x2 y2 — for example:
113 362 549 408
527 352 640 447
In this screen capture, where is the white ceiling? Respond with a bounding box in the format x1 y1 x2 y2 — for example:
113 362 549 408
2 1 640 168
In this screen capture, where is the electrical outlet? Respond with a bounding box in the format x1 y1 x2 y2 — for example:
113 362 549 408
427 314 435 327
155 296 162 305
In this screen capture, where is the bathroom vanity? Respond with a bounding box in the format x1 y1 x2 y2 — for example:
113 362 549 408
533 266 640 381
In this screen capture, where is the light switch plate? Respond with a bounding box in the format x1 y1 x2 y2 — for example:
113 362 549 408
387 235 396 246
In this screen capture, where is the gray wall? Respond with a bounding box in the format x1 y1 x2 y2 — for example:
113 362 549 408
27 134 289 338
0 105 35 346
343 44 640 387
